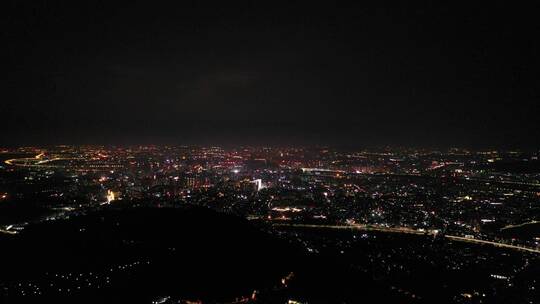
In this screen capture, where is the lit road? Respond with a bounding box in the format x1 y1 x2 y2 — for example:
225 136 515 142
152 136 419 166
500 220 540 231
5 157 73 168
5 153 82 169
272 223 540 254
0 228 18 235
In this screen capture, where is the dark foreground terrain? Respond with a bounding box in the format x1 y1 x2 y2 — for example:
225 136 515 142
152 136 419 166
0 206 408 303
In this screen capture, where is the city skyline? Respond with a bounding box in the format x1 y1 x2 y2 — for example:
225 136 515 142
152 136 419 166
2 2 540 303
1 144 539 302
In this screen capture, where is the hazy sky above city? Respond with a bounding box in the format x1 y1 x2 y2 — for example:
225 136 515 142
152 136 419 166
3 2 539 148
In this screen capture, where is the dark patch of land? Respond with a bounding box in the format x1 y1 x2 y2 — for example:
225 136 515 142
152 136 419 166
0 205 405 303
501 222 540 241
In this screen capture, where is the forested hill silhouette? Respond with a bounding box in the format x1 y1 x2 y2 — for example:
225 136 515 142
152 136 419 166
0 206 407 303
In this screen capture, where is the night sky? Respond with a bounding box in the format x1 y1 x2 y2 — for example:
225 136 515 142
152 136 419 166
3 1 540 148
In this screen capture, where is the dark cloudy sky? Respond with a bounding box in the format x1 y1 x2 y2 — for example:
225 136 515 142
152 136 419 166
3 1 540 148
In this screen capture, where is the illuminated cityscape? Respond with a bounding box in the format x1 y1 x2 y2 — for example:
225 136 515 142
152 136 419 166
4 1 540 303
0 146 539 303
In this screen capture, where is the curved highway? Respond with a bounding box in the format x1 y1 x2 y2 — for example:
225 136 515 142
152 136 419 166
273 223 540 254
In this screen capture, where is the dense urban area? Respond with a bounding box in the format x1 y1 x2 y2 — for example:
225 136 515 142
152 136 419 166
1 146 539 303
